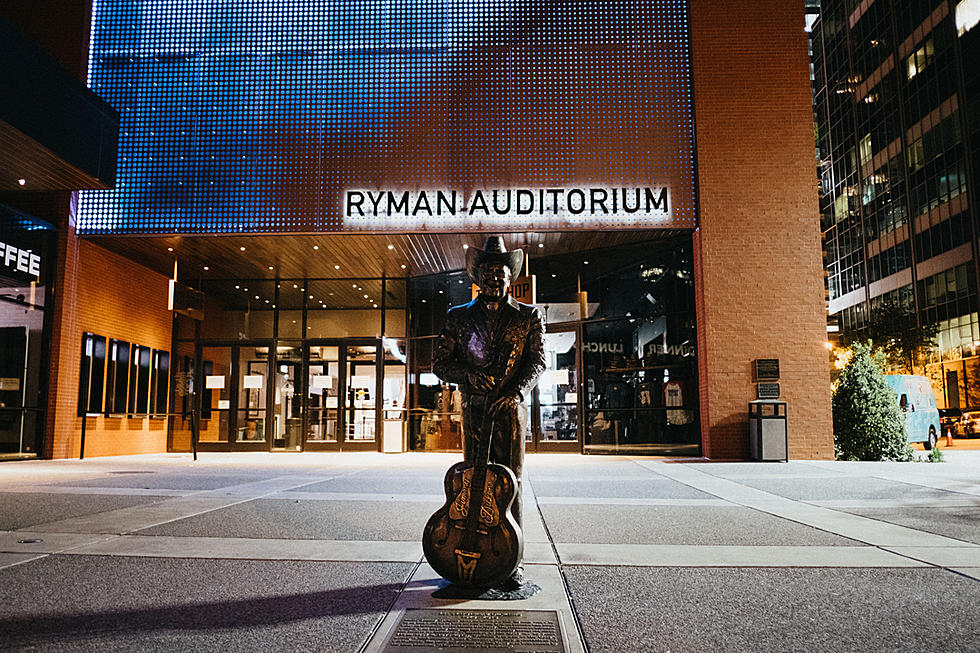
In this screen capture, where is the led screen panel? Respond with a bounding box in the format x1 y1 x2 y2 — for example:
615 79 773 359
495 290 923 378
80 0 695 234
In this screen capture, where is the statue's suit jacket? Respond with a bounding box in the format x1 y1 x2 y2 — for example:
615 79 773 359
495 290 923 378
433 295 546 526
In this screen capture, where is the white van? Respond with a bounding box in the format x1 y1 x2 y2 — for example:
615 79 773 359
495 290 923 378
883 375 940 450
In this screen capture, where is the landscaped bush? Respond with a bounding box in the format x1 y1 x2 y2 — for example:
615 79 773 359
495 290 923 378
832 342 914 461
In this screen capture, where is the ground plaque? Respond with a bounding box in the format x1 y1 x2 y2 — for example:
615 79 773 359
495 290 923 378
382 609 565 653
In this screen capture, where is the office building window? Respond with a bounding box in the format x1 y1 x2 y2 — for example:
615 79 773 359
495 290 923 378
906 37 935 79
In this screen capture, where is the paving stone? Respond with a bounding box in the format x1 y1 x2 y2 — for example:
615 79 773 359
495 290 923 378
563 566 980 653
839 506 980 545
0 555 413 652
0 493 166 530
540 504 858 546
139 498 441 541
731 476 967 502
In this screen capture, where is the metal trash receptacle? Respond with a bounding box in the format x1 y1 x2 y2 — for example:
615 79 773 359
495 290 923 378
748 400 787 461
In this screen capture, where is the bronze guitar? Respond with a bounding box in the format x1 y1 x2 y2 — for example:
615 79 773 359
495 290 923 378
422 391 523 588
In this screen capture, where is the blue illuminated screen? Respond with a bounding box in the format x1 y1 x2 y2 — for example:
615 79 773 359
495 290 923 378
79 0 695 234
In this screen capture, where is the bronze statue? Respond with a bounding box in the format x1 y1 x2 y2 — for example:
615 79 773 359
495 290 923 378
426 235 546 590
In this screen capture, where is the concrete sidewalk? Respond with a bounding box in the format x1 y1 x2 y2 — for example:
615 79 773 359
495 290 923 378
0 451 977 652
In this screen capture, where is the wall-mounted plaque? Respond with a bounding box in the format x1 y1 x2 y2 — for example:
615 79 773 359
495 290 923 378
754 359 780 381
757 383 780 399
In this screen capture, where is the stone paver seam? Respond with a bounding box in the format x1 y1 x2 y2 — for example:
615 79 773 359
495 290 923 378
15 475 359 537
114 475 357 535
357 557 424 653
805 460 980 496
526 476 591 653
0 553 49 570
639 460 980 575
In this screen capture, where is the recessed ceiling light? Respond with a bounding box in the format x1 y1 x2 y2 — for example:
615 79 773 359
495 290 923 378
463 244 469 249
240 246 246 251
387 244 394 250
243 287 248 291
309 295 313 299
373 304 378 308
352 284 357 288
313 245 319 250
363 294 368 298
235 285 240 289
167 247 173 252
334 265 340 270
254 295 259 299
538 243 544 248
265 299 269 303
400 264 406 269
17 179 26 186
584 260 589 265
293 284 298 289
203 266 209 270
268 266 273 270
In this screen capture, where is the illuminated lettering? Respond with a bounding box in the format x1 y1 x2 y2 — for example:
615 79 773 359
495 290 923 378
517 190 534 215
387 191 409 215
492 189 511 214
368 191 385 214
0 241 42 278
622 188 641 213
468 190 488 216
591 188 609 214
546 188 563 215
346 190 365 216
436 190 456 215
413 191 432 216
646 187 668 212
341 186 671 227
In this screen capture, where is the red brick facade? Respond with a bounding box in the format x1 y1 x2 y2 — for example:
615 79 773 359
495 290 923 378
20 0 834 459
689 0 834 459
45 233 173 458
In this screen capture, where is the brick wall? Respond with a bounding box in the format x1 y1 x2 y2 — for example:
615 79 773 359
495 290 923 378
45 234 173 458
689 0 834 459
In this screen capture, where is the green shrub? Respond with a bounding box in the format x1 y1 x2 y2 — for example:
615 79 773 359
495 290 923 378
832 342 914 461
926 446 944 463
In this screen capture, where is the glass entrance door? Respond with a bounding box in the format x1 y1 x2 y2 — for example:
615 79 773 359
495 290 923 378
532 328 580 452
306 345 340 445
345 344 378 449
193 344 272 451
273 348 303 450
304 340 380 451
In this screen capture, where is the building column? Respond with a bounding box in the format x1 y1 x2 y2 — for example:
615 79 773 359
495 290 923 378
689 0 834 459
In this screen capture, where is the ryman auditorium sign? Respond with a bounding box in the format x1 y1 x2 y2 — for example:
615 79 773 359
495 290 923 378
344 186 669 230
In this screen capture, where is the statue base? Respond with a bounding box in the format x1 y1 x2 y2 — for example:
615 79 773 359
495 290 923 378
432 580 542 601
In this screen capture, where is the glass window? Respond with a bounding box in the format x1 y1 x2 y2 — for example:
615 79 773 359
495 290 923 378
105 339 130 414
151 349 170 417
78 333 106 415
128 345 152 416
906 38 934 79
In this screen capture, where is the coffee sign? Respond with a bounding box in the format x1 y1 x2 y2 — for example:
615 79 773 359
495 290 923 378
0 241 41 277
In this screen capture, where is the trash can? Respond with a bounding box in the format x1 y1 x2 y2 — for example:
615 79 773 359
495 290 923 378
748 400 788 461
